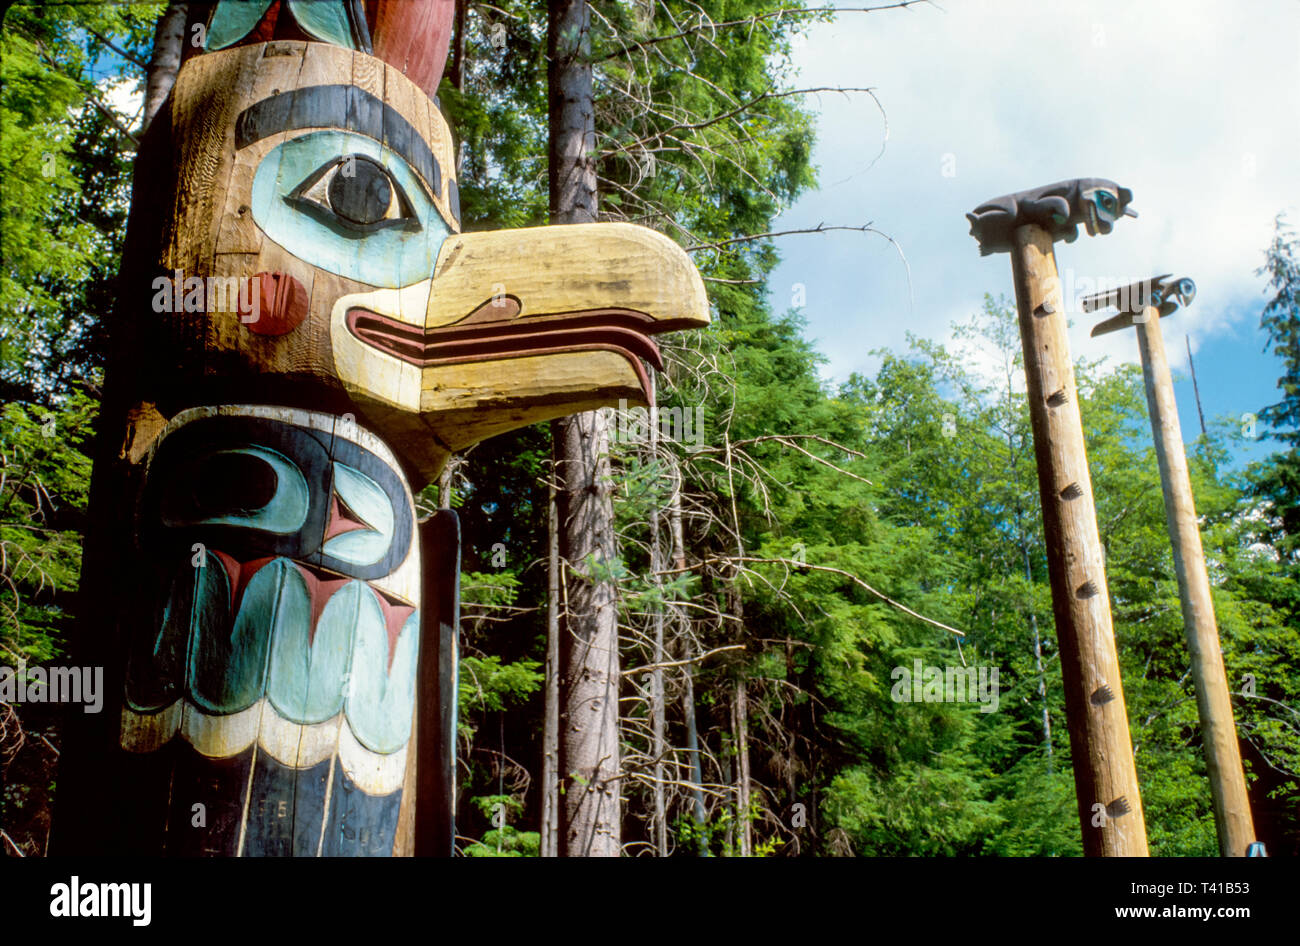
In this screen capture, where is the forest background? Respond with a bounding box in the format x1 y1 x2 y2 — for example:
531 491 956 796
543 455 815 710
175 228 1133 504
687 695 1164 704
1 0 1298 856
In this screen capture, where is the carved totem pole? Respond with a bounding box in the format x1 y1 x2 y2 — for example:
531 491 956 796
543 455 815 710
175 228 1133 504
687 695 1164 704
1083 276 1259 856
55 0 708 856
967 179 1149 856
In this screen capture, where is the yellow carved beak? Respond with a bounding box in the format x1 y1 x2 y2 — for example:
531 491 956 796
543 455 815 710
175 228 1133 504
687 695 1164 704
331 222 709 478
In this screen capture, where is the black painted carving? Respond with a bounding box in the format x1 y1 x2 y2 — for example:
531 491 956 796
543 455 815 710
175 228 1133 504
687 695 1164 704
143 414 413 581
236 85 441 202
967 178 1137 256
1082 275 1196 337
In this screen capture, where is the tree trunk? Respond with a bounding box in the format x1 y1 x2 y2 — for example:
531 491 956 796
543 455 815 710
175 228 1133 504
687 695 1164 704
647 378 667 856
733 679 752 857
670 464 707 853
142 1 188 133
549 0 621 859
448 0 467 92
553 414 621 856
1024 543 1053 768
682 655 709 855
541 475 560 857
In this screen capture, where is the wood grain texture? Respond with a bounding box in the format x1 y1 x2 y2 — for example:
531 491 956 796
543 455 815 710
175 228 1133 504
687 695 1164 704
428 223 708 331
414 510 459 856
425 93 456 222
214 43 309 255
1010 224 1148 857
1135 309 1257 856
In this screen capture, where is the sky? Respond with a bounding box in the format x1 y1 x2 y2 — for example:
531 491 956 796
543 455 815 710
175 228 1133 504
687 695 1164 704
766 0 1300 467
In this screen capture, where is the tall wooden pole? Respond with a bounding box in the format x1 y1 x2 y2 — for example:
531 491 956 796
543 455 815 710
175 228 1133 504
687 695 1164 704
1009 224 1149 856
1131 303 1255 855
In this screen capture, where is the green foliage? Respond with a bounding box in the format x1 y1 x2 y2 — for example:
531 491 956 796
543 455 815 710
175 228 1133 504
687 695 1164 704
1240 216 1300 627
462 795 541 857
0 2 157 400
3 2 1298 860
0 392 97 663
459 654 544 716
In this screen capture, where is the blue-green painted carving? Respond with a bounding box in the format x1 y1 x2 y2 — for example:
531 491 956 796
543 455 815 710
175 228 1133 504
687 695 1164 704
203 0 274 51
322 463 394 565
347 611 418 754
204 0 359 52
251 130 448 287
287 0 356 49
126 561 210 712
145 552 418 747
266 575 359 724
188 557 275 714
163 447 309 534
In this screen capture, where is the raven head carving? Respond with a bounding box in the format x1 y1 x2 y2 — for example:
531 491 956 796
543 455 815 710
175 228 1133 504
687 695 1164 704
967 178 1136 255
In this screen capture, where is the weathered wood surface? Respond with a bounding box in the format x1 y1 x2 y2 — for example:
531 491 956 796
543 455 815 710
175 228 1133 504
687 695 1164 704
1010 224 1149 856
134 37 707 482
1135 308 1256 856
116 405 420 855
58 0 709 857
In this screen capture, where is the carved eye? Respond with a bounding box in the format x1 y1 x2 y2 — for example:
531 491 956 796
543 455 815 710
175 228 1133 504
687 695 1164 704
162 446 310 535
287 155 418 232
1095 191 1117 214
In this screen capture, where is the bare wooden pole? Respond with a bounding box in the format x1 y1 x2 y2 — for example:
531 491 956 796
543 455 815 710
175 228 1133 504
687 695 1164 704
1184 334 1208 439
1009 224 1148 856
1134 308 1256 856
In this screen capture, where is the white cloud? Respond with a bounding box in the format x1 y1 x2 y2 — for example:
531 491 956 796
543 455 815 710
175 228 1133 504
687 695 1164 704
769 0 1300 386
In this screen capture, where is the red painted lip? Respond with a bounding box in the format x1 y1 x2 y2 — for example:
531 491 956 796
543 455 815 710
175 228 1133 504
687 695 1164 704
345 308 664 399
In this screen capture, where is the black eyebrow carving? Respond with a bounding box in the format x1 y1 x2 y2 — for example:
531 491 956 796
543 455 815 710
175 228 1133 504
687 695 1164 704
236 85 442 207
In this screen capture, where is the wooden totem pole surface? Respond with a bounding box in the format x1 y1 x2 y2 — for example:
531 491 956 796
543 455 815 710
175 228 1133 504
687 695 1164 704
55 0 708 856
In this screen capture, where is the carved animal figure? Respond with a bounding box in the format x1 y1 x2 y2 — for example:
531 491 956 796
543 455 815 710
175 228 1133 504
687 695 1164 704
1082 275 1196 337
966 178 1137 255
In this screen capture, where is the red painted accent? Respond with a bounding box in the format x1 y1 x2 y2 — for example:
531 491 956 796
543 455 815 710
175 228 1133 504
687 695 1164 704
207 549 414 669
374 591 416 672
211 549 243 606
345 307 663 401
210 551 277 615
324 493 372 541
247 271 308 336
291 564 352 647
366 0 455 98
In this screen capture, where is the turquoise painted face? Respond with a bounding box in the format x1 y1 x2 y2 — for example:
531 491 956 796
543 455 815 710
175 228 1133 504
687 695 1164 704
128 412 422 759
251 130 449 288
148 553 419 754
1080 184 1134 236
